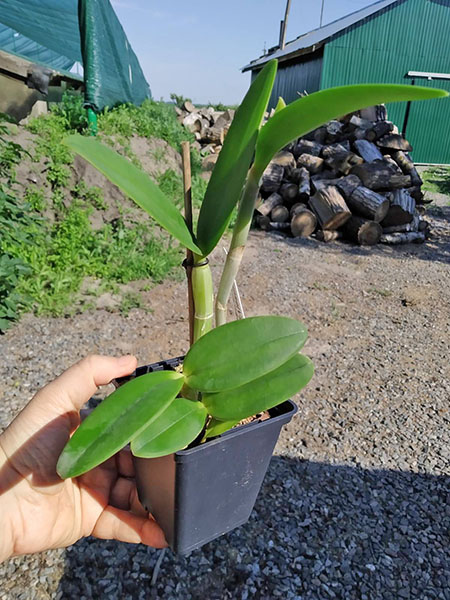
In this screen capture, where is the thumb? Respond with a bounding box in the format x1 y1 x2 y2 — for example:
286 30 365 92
0 355 138 472
37 354 138 413
6 355 137 437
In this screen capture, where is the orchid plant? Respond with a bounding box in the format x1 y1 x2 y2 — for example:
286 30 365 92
57 60 445 479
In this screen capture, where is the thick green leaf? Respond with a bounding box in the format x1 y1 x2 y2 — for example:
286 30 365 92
196 60 277 256
183 315 307 392
274 96 286 114
203 417 239 439
254 84 448 177
57 371 184 478
130 397 207 457
65 135 201 254
203 353 313 421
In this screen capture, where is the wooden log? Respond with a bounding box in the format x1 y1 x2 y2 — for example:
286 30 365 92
418 219 431 234
392 150 423 186
350 160 395 189
256 192 283 216
347 186 390 222
353 140 384 162
293 139 323 158
290 202 308 218
352 127 371 141
349 115 373 131
280 183 299 204
256 215 291 232
183 100 196 113
380 232 425 244
336 174 362 199
316 230 342 242
269 221 290 231
376 134 412 152
183 113 202 133
311 171 337 182
409 186 426 204
350 160 410 190
271 205 290 223
314 126 328 144
202 126 224 145
309 186 352 230
322 141 351 158
272 150 296 170
298 168 311 201
325 120 344 142
410 168 423 187
360 105 387 121
290 207 317 237
383 215 420 233
297 153 324 174
389 174 412 188
343 216 382 245
324 151 364 175
392 150 414 172
312 178 342 192
260 163 284 194
256 214 271 230
381 189 416 227
383 155 402 173
365 120 394 142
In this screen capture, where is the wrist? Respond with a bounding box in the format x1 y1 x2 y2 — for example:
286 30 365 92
0 436 15 562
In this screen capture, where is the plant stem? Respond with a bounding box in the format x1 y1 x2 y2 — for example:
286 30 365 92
192 255 214 342
215 166 259 326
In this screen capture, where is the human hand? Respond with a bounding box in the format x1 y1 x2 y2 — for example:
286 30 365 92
0 355 167 562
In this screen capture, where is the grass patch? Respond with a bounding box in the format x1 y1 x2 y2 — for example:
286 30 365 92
0 98 189 330
421 166 450 196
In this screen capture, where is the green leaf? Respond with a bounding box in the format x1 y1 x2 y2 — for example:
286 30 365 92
203 417 240 439
65 135 201 254
196 60 277 256
56 371 184 478
203 353 313 421
274 96 286 114
183 315 307 392
131 397 207 457
254 84 448 177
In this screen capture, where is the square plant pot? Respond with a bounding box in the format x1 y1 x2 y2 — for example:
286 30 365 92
115 357 297 555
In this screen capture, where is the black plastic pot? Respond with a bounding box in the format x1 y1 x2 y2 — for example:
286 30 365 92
115 357 297 555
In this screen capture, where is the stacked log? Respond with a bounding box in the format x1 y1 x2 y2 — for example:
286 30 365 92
254 105 430 246
174 100 234 169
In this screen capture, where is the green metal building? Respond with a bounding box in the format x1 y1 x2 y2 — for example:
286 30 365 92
243 0 450 164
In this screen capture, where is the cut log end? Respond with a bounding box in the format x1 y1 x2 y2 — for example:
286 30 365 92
290 208 317 238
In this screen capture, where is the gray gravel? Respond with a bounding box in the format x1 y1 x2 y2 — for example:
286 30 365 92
1 200 449 599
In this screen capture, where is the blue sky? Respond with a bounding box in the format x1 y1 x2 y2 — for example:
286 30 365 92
111 0 378 104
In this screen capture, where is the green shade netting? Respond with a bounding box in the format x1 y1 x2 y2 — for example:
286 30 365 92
0 0 151 110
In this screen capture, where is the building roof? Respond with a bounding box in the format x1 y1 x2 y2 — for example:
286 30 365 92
242 0 399 72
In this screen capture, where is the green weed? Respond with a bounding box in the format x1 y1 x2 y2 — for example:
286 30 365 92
119 291 143 316
421 166 450 196
50 92 88 132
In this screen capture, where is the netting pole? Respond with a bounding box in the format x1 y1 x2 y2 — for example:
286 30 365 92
87 107 98 136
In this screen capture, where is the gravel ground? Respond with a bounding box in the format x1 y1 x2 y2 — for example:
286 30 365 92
1 199 449 599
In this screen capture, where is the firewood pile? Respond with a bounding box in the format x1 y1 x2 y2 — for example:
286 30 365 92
255 105 430 246
174 100 235 171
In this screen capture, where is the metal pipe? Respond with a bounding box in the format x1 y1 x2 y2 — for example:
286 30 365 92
402 79 415 138
280 0 292 49
320 0 325 27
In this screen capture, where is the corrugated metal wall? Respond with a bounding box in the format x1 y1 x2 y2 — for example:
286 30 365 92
321 0 450 163
252 52 323 110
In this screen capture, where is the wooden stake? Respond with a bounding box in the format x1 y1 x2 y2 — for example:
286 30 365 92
181 141 195 346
